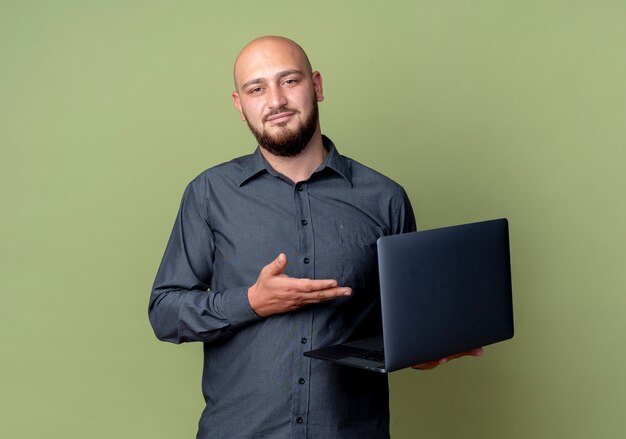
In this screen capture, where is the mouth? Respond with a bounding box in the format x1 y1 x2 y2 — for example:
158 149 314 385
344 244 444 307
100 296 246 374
265 111 296 124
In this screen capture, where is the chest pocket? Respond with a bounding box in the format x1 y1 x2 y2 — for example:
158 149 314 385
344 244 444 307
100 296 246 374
317 221 387 290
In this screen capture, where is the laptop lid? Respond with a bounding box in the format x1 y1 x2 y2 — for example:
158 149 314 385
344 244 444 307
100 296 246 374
379 218 514 370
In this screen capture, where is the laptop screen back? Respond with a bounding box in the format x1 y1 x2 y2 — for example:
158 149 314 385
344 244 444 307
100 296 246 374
377 218 514 370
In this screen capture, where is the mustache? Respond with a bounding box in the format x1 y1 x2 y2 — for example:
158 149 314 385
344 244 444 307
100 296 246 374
263 107 299 122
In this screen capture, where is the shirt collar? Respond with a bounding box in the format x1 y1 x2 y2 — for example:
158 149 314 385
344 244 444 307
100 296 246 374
316 135 353 186
238 147 269 187
238 135 353 187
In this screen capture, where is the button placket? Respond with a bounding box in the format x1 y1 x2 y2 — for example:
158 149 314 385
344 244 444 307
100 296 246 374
291 181 314 437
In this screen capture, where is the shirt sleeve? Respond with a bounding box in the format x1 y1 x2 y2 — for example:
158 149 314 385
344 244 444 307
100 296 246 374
148 180 262 344
391 186 417 235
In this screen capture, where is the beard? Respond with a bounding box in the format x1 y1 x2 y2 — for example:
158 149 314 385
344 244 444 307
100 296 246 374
246 102 319 157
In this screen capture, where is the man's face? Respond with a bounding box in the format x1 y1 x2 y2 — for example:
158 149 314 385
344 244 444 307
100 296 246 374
232 38 324 157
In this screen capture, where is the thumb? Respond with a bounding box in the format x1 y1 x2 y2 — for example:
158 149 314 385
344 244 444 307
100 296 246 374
264 253 288 276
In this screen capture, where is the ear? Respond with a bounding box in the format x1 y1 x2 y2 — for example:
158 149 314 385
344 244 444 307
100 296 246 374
312 71 324 102
231 91 246 121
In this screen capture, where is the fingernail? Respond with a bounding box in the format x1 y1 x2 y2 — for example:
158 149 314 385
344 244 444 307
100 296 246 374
343 289 352 296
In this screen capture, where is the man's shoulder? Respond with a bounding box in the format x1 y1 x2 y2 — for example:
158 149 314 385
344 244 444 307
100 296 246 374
340 153 406 193
189 152 256 186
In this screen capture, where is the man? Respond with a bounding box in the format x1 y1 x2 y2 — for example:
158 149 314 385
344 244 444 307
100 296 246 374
149 36 480 438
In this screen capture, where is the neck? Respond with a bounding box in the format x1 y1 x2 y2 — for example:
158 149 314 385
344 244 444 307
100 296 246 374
259 131 327 184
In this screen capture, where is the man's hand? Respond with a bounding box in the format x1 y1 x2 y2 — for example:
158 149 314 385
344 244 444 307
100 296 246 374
412 347 484 370
248 253 352 317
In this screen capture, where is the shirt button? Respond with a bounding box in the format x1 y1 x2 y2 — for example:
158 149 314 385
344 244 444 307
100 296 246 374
301 219 308 226
301 338 308 344
296 417 304 424
296 184 304 191
303 257 310 264
298 378 305 385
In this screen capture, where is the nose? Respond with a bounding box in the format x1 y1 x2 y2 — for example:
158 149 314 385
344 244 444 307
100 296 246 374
267 85 288 109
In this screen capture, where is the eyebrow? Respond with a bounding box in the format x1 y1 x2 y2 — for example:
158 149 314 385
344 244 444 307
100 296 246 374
241 69 304 90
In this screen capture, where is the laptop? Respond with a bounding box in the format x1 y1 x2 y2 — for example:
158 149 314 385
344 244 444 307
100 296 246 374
304 218 514 373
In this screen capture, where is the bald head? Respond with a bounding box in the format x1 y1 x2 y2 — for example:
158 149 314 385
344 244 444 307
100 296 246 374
233 36 313 91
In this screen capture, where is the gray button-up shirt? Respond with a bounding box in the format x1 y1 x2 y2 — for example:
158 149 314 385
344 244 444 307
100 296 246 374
149 136 416 438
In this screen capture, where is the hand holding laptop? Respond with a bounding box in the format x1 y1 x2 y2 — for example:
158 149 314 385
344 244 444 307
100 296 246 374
412 347 484 370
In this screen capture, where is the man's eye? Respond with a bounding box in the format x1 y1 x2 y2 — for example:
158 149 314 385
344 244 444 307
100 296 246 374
283 79 298 86
249 87 263 94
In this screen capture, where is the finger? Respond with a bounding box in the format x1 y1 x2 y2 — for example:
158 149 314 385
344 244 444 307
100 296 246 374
262 253 288 277
304 287 352 302
415 348 484 370
445 352 465 361
449 348 484 360
440 348 484 363
469 347 484 356
412 361 439 370
292 278 339 292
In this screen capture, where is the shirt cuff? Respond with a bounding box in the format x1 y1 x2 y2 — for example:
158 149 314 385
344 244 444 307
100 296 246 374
221 286 263 327
177 287 263 343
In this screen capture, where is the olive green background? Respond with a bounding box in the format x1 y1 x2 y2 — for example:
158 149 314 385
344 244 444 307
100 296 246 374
1 1 625 438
